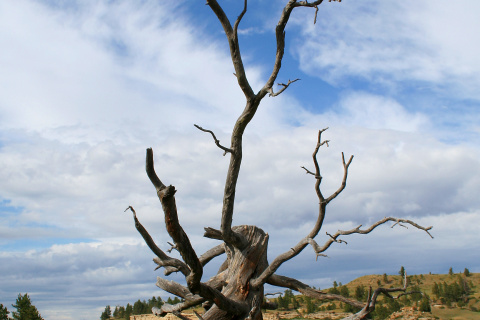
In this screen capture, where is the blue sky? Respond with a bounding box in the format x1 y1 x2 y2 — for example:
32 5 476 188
1 1 480 319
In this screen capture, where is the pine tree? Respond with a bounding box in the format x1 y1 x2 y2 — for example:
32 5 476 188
100 305 112 320
277 295 288 310
329 281 340 295
118 306 125 319
419 295 431 312
113 306 119 318
399 266 405 278
339 285 350 298
11 293 43 320
385 297 401 313
464 268 471 277
125 304 133 320
432 282 440 298
305 296 316 313
133 300 148 315
0 304 9 320
383 273 389 283
354 285 367 301
372 303 389 320
448 267 453 276
410 285 422 302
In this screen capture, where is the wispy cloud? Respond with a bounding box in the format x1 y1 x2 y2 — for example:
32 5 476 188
293 0 480 100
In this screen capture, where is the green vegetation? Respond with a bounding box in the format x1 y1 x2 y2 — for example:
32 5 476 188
465 268 471 277
100 270 479 319
431 275 471 306
370 296 401 320
11 293 43 320
270 269 480 319
100 296 170 320
277 289 297 310
0 304 9 320
100 305 112 320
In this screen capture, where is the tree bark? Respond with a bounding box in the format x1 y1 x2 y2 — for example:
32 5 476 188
126 2 433 320
203 225 268 320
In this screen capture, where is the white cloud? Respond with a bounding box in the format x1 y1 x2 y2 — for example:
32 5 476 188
1 1 479 319
0 0 255 142
293 0 480 99
0 240 161 320
321 92 429 132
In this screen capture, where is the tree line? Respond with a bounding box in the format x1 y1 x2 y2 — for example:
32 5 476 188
100 296 183 320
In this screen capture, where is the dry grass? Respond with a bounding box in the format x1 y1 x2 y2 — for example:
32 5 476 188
330 272 480 319
431 305 480 320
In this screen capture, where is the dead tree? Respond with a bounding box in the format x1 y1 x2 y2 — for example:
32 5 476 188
125 1 433 319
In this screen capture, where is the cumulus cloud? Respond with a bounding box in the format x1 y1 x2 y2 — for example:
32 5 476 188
1 1 479 320
0 240 163 320
292 0 480 100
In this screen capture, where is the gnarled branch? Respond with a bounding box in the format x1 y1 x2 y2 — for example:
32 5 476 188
124 206 189 276
198 244 226 266
266 274 365 309
252 129 349 288
194 124 233 155
145 148 203 293
146 148 245 314
309 217 433 258
163 244 225 276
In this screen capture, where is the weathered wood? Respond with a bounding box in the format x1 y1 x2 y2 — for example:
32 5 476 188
126 2 433 320
202 225 268 320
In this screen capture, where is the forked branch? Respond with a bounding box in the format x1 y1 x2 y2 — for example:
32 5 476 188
206 0 254 98
124 206 189 276
268 78 300 97
326 152 353 204
146 148 247 314
233 0 247 38
308 217 433 258
252 129 351 288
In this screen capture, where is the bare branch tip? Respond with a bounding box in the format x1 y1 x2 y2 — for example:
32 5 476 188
124 206 136 217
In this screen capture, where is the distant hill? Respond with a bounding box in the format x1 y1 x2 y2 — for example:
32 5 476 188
108 271 480 320
288 271 480 319
338 271 479 308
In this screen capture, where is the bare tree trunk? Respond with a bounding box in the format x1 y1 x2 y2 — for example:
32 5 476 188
203 226 268 320
125 2 434 320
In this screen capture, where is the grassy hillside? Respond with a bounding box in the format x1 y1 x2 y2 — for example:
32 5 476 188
341 271 480 308
270 271 480 319
108 272 480 320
